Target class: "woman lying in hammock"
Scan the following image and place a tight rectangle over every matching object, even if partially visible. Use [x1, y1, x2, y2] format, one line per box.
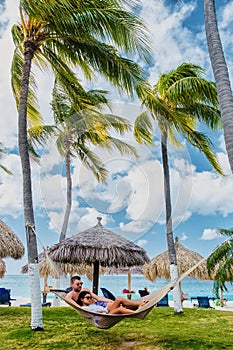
[77, 291, 148, 315]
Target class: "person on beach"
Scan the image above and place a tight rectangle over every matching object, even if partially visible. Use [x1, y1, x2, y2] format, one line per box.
[77, 290, 148, 314]
[65, 275, 113, 307]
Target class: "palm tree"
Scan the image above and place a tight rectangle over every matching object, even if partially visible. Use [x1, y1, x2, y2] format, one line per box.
[11, 0, 151, 330]
[135, 62, 223, 312]
[207, 229, 233, 306]
[204, 0, 233, 173]
[29, 84, 137, 303]
[51, 84, 137, 243]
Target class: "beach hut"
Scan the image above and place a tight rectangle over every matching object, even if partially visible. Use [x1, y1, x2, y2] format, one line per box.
[0, 220, 25, 260]
[49, 217, 150, 294]
[143, 237, 209, 282]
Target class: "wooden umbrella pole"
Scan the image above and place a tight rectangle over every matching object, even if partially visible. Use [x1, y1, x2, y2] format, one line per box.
[93, 261, 99, 295]
[127, 271, 131, 291]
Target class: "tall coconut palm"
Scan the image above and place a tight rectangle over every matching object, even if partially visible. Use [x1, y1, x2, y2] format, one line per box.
[51, 84, 137, 243]
[28, 84, 137, 303]
[204, 0, 233, 173]
[11, 0, 151, 330]
[207, 228, 233, 306]
[29, 83, 137, 243]
[135, 62, 223, 312]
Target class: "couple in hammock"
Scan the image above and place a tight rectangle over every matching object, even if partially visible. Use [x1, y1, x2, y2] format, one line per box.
[65, 275, 148, 315]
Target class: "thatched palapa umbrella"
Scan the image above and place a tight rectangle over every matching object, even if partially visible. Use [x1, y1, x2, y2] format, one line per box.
[0, 220, 24, 260]
[49, 217, 150, 294]
[21, 251, 107, 280]
[143, 237, 209, 282]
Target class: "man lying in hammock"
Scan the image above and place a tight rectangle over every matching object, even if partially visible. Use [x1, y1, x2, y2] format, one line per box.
[77, 290, 148, 314]
[65, 275, 114, 307]
[65, 275, 147, 312]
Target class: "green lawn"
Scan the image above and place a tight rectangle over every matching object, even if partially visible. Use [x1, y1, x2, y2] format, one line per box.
[0, 306, 232, 349]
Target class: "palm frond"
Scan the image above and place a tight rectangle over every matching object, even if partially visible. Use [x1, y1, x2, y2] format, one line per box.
[134, 111, 155, 146]
[182, 129, 223, 175]
[0, 164, 13, 175]
[11, 49, 42, 127]
[28, 125, 57, 147]
[72, 143, 108, 184]
[104, 136, 138, 157]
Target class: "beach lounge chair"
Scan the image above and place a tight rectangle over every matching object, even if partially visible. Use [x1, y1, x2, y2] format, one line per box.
[195, 296, 214, 309]
[100, 287, 116, 301]
[138, 289, 149, 297]
[0, 288, 16, 306]
[156, 294, 169, 307]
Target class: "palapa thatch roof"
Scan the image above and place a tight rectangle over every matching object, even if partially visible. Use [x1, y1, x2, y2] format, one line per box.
[0, 220, 25, 259]
[49, 217, 149, 267]
[143, 237, 210, 282]
[21, 251, 106, 280]
[105, 265, 143, 275]
[0, 258, 6, 278]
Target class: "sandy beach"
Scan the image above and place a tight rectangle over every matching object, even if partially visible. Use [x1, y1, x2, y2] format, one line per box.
[2, 295, 232, 312]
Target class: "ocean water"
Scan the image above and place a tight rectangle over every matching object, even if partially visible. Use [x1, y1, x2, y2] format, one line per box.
[1, 274, 233, 301]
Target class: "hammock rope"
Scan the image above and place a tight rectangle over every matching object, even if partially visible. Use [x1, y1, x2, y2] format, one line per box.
[48, 236, 230, 329]
[50, 256, 206, 329]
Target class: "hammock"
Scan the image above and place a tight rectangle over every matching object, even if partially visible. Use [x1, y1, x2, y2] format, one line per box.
[51, 257, 207, 329]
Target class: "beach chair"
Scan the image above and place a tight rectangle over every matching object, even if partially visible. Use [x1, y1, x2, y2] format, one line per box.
[156, 294, 169, 307]
[100, 287, 116, 301]
[0, 288, 16, 306]
[138, 289, 149, 297]
[195, 296, 214, 309]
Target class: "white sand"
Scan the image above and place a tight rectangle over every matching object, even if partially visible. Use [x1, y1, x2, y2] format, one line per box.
[170, 299, 233, 312]
[5, 295, 67, 307]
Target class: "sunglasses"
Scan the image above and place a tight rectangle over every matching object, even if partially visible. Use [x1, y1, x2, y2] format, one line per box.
[84, 296, 92, 300]
[76, 282, 83, 286]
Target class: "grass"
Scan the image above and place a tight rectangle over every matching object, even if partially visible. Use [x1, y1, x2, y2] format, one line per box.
[0, 306, 232, 349]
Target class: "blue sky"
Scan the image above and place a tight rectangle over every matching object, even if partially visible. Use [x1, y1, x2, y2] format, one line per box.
[1, 0, 233, 274]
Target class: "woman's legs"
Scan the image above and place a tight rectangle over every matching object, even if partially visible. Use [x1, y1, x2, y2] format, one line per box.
[108, 305, 135, 314]
[107, 297, 147, 313]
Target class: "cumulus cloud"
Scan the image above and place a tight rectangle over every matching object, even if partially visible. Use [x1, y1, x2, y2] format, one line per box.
[141, 0, 209, 79]
[180, 233, 188, 241]
[201, 228, 219, 240]
[136, 239, 148, 248]
[190, 171, 233, 217]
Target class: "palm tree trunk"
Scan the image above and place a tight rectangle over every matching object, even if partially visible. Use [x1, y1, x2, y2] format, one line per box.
[59, 148, 72, 242]
[18, 39, 43, 330]
[161, 130, 182, 313]
[204, 0, 233, 173]
[219, 288, 224, 307]
[54, 147, 72, 306]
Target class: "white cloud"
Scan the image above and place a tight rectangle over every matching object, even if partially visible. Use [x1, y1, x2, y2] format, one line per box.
[190, 171, 233, 217]
[0, 154, 23, 217]
[136, 239, 148, 248]
[76, 209, 110, 232]
[201, 228, 219, 240]
[180, 233, 188, 241]
[141, 0, 208, 79]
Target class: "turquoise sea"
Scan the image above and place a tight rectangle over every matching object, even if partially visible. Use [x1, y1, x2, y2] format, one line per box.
[1, 274, 233, 301]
